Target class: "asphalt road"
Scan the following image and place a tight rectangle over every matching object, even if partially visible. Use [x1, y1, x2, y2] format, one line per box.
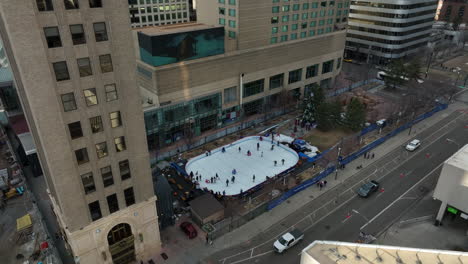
[208, 109, 468, 264]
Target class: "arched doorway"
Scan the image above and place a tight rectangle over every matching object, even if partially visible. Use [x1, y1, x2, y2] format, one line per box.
[107, 223, 135, 264]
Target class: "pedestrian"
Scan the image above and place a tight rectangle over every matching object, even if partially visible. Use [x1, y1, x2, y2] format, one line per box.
[319, 181, 323, 190]
[372, 153, 375, 159]
[257, 142, 260, 150]
[231, 176, 235, 183]
[253, 174, 255, 182]
[274, 160, 277, 166]
[277, 141, 280, 146]
[271, 145, 274, 151]
[281, 159, 285, 165]
[222, 190, 226, 196]
[206, 234, 209, 244]
[324, 180, 327, 187]
[226, 179, 229, 187]
[190, 171, 194, 178]
[261, 151, 264, 157]
[313, 163, 316, 169]
[238, 146, 241, 152]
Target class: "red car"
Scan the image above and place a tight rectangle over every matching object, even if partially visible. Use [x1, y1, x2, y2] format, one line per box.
[180, 222, 197, 239]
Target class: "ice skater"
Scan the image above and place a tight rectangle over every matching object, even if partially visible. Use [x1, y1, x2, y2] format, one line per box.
[372, 153, 375, 159]
[238, 146, 241, 153]
[210, 177, 213, 183]
[226, 179, 229, 187]
[252, 174, 255, 182]
[208, 150, 212, 155]
[205, 151, 209, 156]
[231, 176, 235, 183]
[274, 160, 277, 166]
[257, 142, 260, 150]
[216, 173, 219, 179]
[221, 147, 226, 153]
[259, 136, 263, 141]
[261, 151, 263, 157]
[247, 150, 251, 156]
[281, 159, 285, 165]
[232, 168, 237, 175]
[271, 145, 275, 151]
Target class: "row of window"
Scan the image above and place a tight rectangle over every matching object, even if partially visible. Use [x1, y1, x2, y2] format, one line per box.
[350, 1, 438, 10]
[37, 0, 102, 12]
[348, 25, 432, 37]
[133, 0, 185, 5]
[88, 187, 135, 221]
[136, 3, 187, 13]
[271, 27, 333, 42]
[67, 111, 121, 141]
[273, 19, 334, 32]
[349, 17, 434, 28]
[81, 159, 131, 196]
[271, 10, 347, 24]
[240, 59, 339, 98]
[273, 0, 350, 8]
[272, 1, 349, 13]
[45, 22, 108, 49]
[218, 0, 236, 5]
[74, 135, 126, 167]
[347, 33, 431, 45]
[52, 54, 113, 83]
[350, 9, 436, 19]
[219, 7, 236, 16]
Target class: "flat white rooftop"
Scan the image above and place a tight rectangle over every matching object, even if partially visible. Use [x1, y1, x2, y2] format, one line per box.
[134, 23, 220, 36]
[445, 144, 468, 172]
[301, 241, 468, 264]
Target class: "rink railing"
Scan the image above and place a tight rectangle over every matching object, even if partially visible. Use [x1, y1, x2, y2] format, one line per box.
[267, 103, 449, 210]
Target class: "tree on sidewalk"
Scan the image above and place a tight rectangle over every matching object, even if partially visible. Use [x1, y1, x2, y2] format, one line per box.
[343, 97, 366, 131]
[301, 84, 325, 123]
[385, 59, 407, 89]
[315, 102, 334, 131]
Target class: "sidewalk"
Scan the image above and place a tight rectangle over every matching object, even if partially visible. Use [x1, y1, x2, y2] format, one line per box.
[156, 101, 467, 264]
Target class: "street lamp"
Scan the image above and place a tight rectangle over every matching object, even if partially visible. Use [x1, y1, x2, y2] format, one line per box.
[446, 138, 461, 149]
[334, 147, 342, 180]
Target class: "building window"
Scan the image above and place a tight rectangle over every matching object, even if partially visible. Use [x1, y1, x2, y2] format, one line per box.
[271, 37, 278, 43]
[303, 3, 309, 10]
[44, 27, 62, 48]
[320, 1, 326, 7]
[288, 68, 302, 84]
[293, 4, 300, 11]
[68, 121, 83, 139]
[282, 5, 290, 12]
[107, 194, 119, 214]
[337, 57, 342, 69]
[114, 136, 126, 152]
[37, 0, 53, 11]
[320, 78, 332, 89]
[282, 25, 289, 32]
[110, 111, 122, 128]
[53, 61, 70, 81]
[61, 93, 77, 112]
[88, 201, 102, 221]
[229, 9, 236, 16]
[81, 172, 96, 194]
[84, 88, 98, 106]
[269, 73, 284, 89]
[272, 6, 279, 13]
[101, 166, 114, 187]
[99, 54, 113, 73]
[300, 31, 307, 38]
[124, 187, 135, 206]
[228, 0, 235, 5]
[70, 24, 86, 45]
[229, 20, 236, 28]
[219, 18, 226, 25]
[119, 160, 131, 180]
[280, 35, 288, 42]
[64, 0, 79, 9]
[291, 33, 297, 40]
[89, 0, 102, 8]
[75, 148, 89, 164]
[322, 60, 334, 74]
[90, 116, 103, 133]
[306, 64, 319, 78]
[224, 86, 237, 104]
[105, 84, 118, 102]
[243, 79, 264, 98]
[292, 14, 299, 21]
[218, 0, 225, 3]
[219, 7, 225, 15]
[272, 27, 278, 33]
[282, 15, 289, 22]
[271, 17, 279, 24]
[93, 22, 108, 42]
[96, 142, 108, 159]
[228, 31, 236, 38]
[77, 58, 93, 77]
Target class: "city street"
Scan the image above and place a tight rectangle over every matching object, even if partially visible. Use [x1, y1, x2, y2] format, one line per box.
[207, 108, 468, 264]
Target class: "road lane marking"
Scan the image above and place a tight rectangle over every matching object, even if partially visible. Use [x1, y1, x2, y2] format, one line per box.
[229, 250, 274, 264]
[360, 163, 444, 230]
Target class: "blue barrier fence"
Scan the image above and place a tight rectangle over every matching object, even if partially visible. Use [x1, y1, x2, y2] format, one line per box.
[267, 103, 448, 211]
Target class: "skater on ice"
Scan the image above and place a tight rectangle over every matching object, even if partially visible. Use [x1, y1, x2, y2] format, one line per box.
[257, 142, 260, 150]
[281, 159, 285, 165]
[221, 147, 226, 153]
[226, 179, 229, 187]
[274, 160, 277, 166]
[261, 151, 263, 157]
[247, 150, 251, 156]
[271, 145, 274, 151]
[259, 136, 263, 141]
[252, 174, 255, 182]
[238, 146, 241, 152]
[232, 168, 237, 175]
[231, 176, 235, 183]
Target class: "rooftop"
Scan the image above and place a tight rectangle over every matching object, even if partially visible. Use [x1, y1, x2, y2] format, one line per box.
[134, 23, 220, 36]
[445, 144, 468, 172]
[301, 241, 468, 264]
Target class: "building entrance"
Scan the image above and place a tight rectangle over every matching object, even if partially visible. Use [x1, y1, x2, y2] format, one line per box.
[107, 223, 135, 264]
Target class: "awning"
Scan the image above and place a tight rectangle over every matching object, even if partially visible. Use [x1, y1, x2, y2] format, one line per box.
[18, 132, 36, 155]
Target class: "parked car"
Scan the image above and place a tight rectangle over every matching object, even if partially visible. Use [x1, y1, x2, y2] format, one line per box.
[405, 139, 421, 151]
[357, 180, 380, 198]
[273, 229, 304, 253]
[180, 222, 197, 239]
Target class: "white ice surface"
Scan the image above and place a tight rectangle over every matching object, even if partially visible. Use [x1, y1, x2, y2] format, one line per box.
[185, 136, 299, 195]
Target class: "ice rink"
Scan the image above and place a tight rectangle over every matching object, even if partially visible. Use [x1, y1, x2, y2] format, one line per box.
[185, 136, 299, 195]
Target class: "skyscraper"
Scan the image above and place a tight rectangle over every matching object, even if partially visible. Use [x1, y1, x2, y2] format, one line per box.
[345, 0, 438, 64]
[128, 0, 191, 28]
[0, 1, 161, 263]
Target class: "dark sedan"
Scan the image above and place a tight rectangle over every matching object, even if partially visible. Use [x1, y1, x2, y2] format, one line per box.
[357, 180, 380, 197]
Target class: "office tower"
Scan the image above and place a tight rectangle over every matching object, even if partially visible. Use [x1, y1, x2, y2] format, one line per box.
[136, 0, 349, 159]
[436, 0, 468, 23]
[0, 1, 161, 263]
[346, 0, 438, 64]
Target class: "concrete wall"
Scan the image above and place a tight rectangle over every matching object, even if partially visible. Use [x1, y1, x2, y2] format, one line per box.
[433, 156, 468, 214]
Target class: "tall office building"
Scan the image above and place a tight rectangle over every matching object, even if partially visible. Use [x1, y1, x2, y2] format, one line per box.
[0, 1, 161, 263]
[345, 0, 438, 64]
[128, 0, 191, 28]
[436, 0, 468, 23]
[136, 0, 349, 158]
